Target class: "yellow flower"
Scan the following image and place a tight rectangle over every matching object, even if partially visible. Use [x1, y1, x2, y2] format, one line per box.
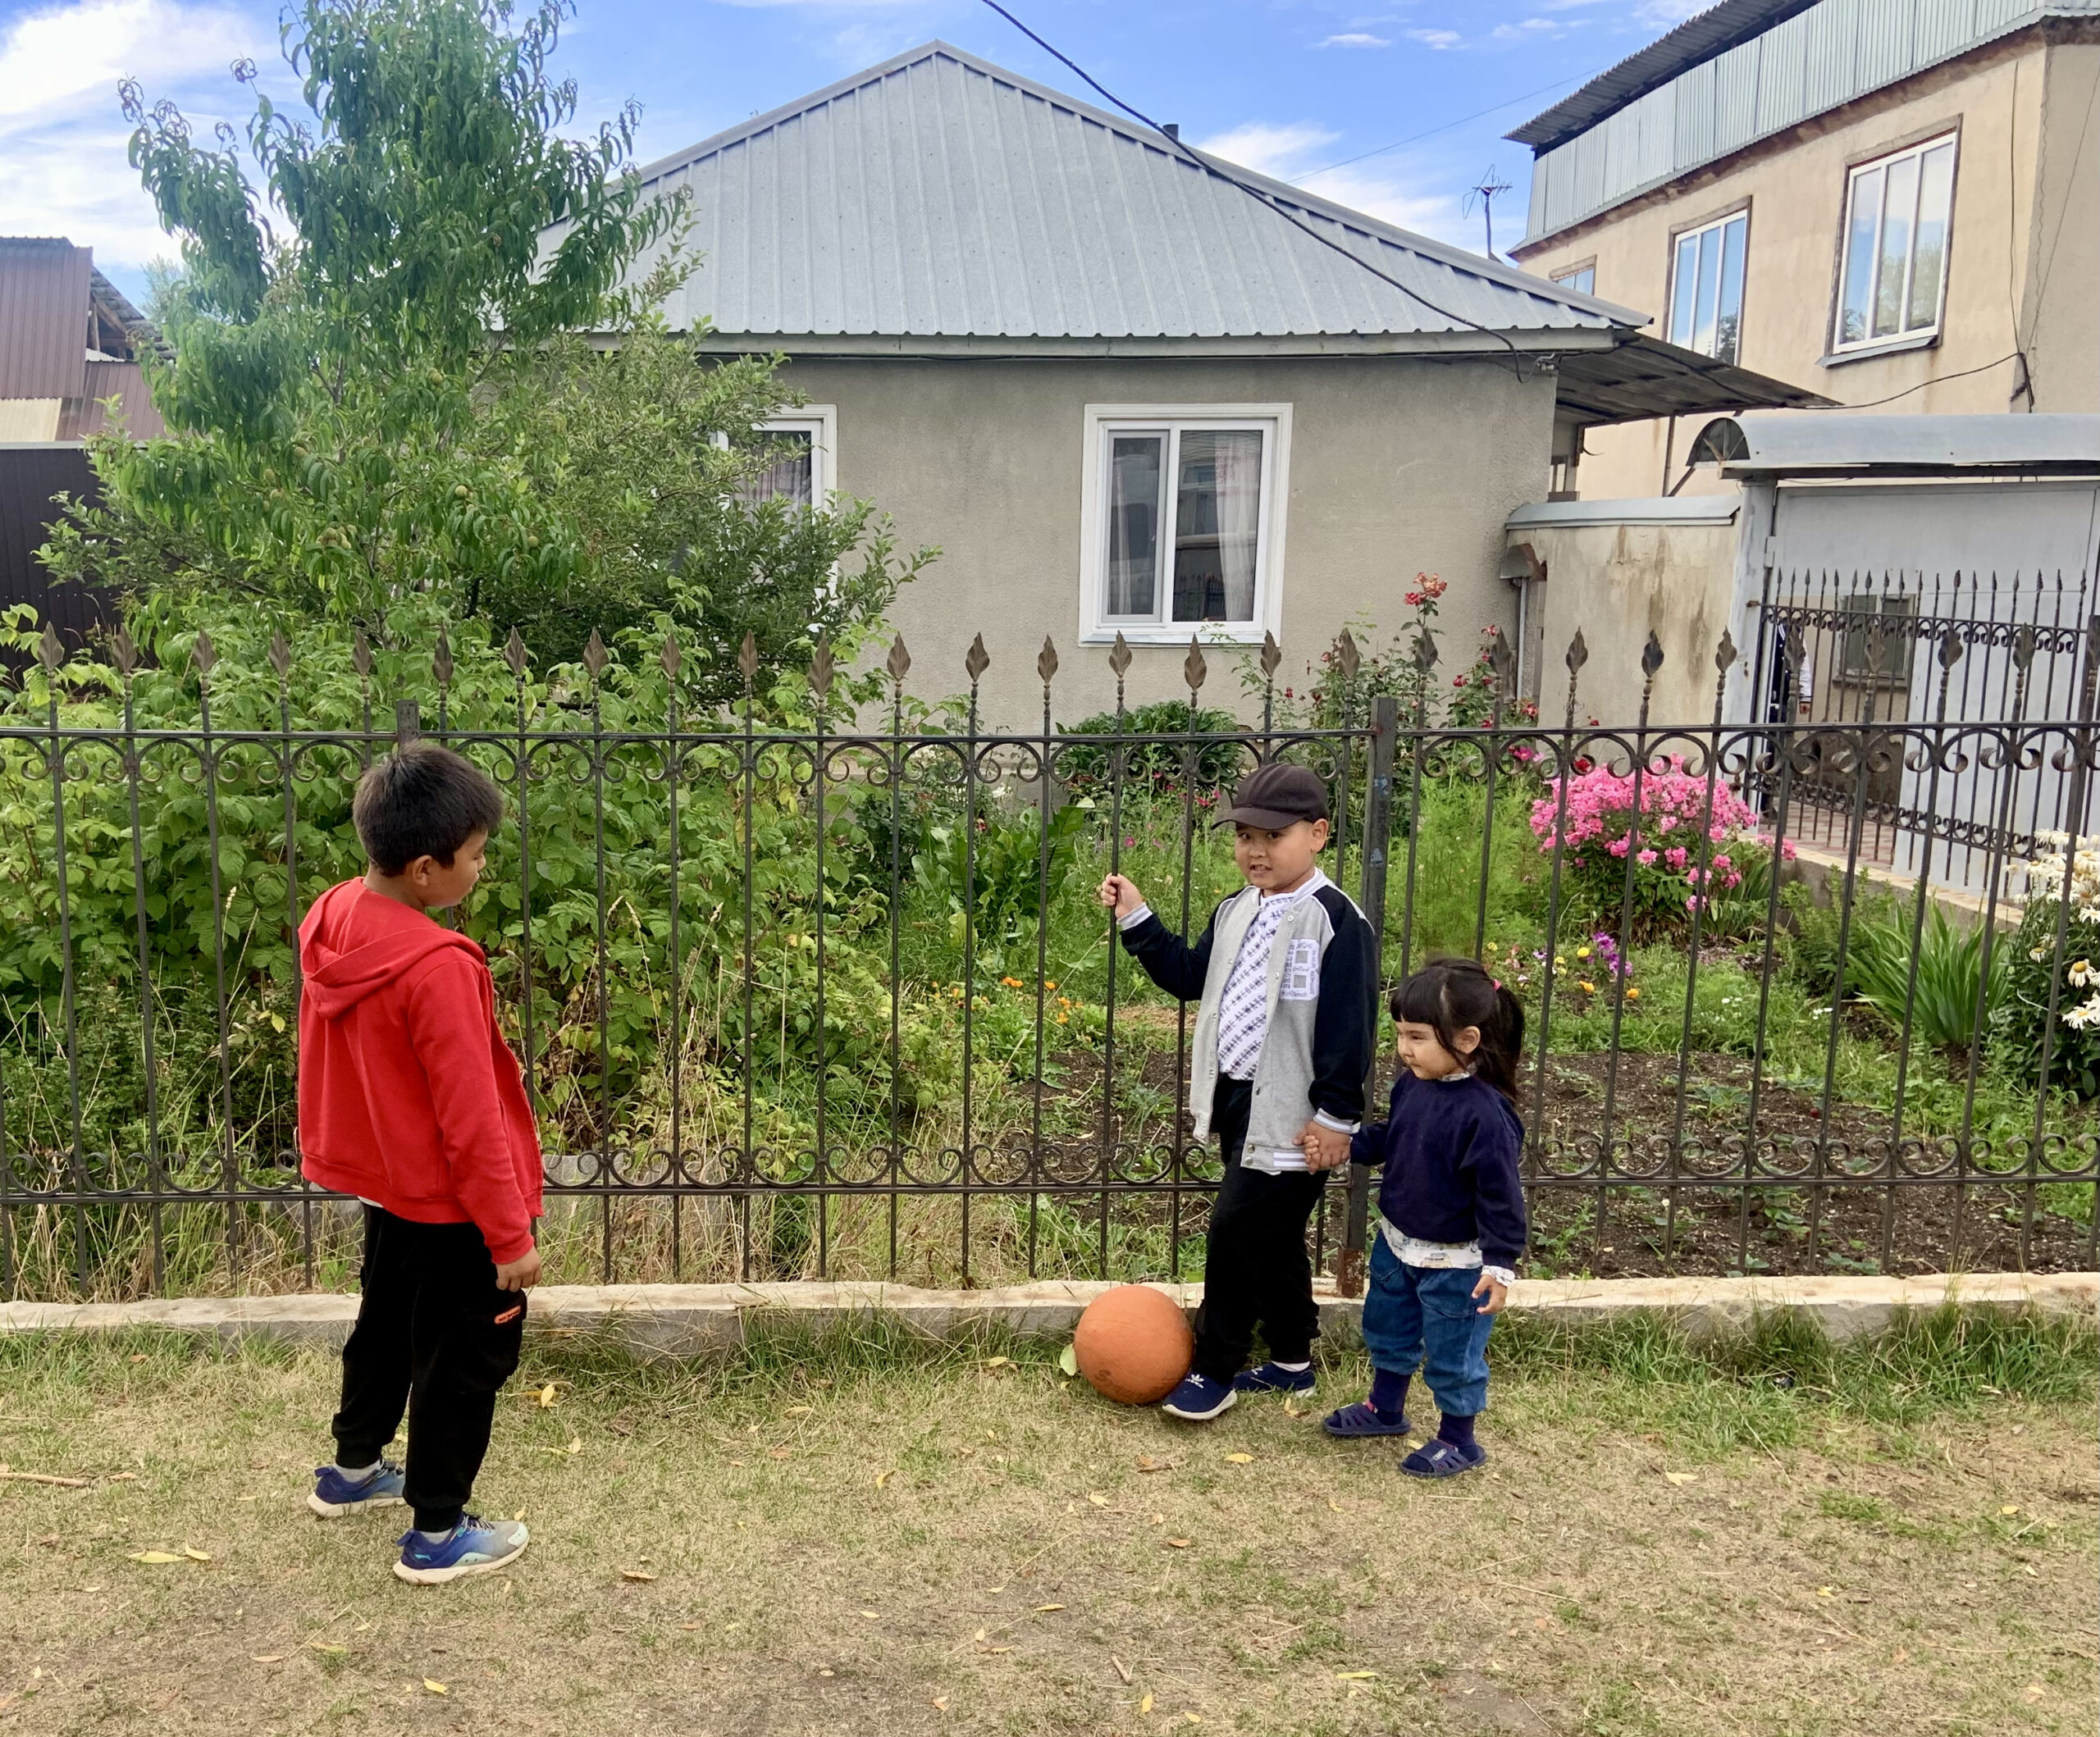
[1576, 946, 1591, 960]
[1057, 1012, 1070, 1024]
[1553, 955, 1566, 968]
[1043, 980, 1057, 991]
[1626, 987, 1641, 1000]
[1578, 980, 1596, 994]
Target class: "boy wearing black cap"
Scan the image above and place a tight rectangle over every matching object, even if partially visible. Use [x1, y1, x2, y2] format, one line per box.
[1098, 762, 1376, 1420]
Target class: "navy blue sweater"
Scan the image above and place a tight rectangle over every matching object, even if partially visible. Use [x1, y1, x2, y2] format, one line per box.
[1349, 1073, 1528, 1267]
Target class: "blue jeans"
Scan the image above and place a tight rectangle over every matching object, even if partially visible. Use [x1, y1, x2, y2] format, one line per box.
[1359, 1235, 1494, 1417]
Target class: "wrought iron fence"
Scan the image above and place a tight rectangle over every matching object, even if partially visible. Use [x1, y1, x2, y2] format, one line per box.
[2, 612, 2096, 1302]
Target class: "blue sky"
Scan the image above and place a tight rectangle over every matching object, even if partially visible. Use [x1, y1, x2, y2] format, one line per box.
[0, 0, 1703, 307]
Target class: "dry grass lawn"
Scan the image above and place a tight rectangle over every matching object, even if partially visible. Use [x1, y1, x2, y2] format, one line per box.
[0, 1317, 2094, 1737]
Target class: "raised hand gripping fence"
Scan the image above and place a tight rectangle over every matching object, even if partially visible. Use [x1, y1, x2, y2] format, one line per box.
[2, 606, 2094, 1302]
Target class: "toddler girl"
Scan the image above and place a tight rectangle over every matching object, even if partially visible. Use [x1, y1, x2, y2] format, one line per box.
[1322, 959, 1527, 1478]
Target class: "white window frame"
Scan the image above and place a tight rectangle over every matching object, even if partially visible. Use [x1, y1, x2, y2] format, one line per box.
[1551, 262, 1596, 296]
[715, 405, 838, 505]
[1077, 403, 1290, 646]
[1666, 207, 1749, 363]
[1829, 132, 1959, 358]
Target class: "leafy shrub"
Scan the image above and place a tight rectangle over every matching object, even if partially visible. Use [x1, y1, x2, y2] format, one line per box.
[910, 802, 1088, 965]
[1994, 832, 2100, 1096]
[1846, 904, 2007, 1051]
[1057, 702, 1241, 803]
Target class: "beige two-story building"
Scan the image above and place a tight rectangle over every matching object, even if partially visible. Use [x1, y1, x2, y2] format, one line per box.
[1509, 0, 2099, 499]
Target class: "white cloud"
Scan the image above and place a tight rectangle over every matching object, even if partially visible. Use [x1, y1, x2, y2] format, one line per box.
[1491, 16, 1575, 39]
[1194, 120, 1468, 248]
[1317, 31, 1390, 48]
[1407, 27, 1462, 48]
[1634, 0, 1707, 23]
[0, 0, 272, 271]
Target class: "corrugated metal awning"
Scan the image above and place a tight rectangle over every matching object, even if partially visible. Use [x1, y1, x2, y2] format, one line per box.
[1695, 411, 2100, 477]
[1554, 335, 1831, 428]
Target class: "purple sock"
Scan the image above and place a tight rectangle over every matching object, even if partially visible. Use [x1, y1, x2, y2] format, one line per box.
[1369, 1369, 1410, 1422]
[1437, 1411, 1477, 1452]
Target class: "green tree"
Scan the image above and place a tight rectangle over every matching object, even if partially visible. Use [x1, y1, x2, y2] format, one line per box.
[49, 0, 928, 673]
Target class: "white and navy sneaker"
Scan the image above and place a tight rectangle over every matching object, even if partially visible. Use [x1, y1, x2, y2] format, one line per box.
[394, 1516, 531, 1584]
[308, 1459, 406, 1518]
[1233, 1361, 1316, 1395]
[1160, 1372, 1238, 1422]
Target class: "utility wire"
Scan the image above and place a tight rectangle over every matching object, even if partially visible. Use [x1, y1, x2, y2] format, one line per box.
[976, 0, 1527, 358]
[1823, 352, 2019, 411]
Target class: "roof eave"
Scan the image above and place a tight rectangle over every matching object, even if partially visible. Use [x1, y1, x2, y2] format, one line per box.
[666, 328, 1631, 360]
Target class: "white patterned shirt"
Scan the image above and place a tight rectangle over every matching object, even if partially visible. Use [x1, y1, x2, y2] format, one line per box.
[1214, 869, 1328, 1079]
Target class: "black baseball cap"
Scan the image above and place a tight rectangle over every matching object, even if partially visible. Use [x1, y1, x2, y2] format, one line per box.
[1217, 762, 1329, 831]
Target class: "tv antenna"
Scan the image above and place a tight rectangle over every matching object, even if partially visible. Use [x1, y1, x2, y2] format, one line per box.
[1463, 164, 1513, 259]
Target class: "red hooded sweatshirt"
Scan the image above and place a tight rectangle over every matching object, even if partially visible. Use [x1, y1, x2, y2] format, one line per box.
[298, 879, 542, 1263]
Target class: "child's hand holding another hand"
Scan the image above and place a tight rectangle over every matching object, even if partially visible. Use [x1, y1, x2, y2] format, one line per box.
[1098, 874, 1144, 920]
[1471, 1270, 1509, 1315]
[1297, 1121, 1354, 1171]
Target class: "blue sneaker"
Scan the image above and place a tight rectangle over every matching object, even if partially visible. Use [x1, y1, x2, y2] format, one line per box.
[393, 1516, 530, 1585]
[1160, 1372, 1237, 1422]
[1234, 1361, 1316, 1395]
[308, 1459, 406, 1518]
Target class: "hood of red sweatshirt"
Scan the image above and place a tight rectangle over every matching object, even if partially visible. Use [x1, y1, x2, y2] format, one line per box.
[299, 880, 486, 1022]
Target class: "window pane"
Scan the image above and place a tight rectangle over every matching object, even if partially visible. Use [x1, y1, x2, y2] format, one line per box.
[1669, 233, 1699, 346]
[1691, 226, 1723, 356]
[1907, 142, 1954, 331]
[1105, 433, 1165, 618]
[1714, 214, 1746, 364]
[1840, 166, 1883, 344]
[737, 429, 814, 506]
[1554, 264, 1595, 295]
[1874, 151, 1919, 339]
[1170, 430, 1262, 625]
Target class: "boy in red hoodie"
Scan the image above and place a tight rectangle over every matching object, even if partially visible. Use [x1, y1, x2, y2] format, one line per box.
[299, 744, 541, 1584]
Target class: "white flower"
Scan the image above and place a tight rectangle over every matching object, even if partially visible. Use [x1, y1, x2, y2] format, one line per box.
[2061, 993, 2100, 1031]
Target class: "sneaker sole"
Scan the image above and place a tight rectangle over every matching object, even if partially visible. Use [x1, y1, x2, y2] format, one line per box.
[1161, 1388, 1237, 1422]
[391, 1539, 530, 1585]
[308, 1490, 404, 1519]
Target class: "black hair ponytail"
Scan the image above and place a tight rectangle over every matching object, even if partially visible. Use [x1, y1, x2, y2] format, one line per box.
[1390, 958, 1527, 1103]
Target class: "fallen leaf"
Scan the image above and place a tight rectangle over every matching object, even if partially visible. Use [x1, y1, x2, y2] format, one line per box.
[769, 1447, 792, 1460]
[1165, 1538, 1191, 1549]
[1816, 1587, 1835, 1598]
[984, 1356, 1012, 1369]
[1326, 1498, 1344, 1513]
[1664, 1471, 1697, 1486]
[1336, 1670, 1377, 1680]
[1282, 1401, 1307, 1418]
[1224, 1452, 1253, 1465]
[932, 1696, 950, 1711]
[1057, 1345, 1079, 1377]
[1139, 1694, 1154, 1714]
[1087, 1493, 1109, 1507]
[2001, 1504, 2020, 1516]
[1034, 1603, 1066, 1613]
[422, 1680, 448, 1695]
[620, 1569, 657, 1583]
[1111, 1656, 1132, 1684]
[1185, 1716, 1202, 1726]
[535, 1384, 557, 1408]
[875, 1470, 895, 1489]
[250, 1656, 283, 1665]
[858, 1609, 879, 1619]
[1893, 1648, 1911, 1664]
[680, 1623, 701, 1631]
[129, 1551, 181, 1564]
[973, 1628, 987, 1644]
[785, 1406, 812, 1417]
[2023, 1685, 2045, 1703]
[566, 1438, 582, 1454]
[182, 1547, 211, 1562]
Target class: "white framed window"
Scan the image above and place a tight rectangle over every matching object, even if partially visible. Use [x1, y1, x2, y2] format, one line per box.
[728, 406, 836, 506]
[1667, 209, 1748, 363]
[1078, 403, 1290, 645]
[1833, 133, 1956, 354]
[1552, 262, 1596, 296]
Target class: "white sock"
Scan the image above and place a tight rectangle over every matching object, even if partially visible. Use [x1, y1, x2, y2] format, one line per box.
[1272, 1360, 1312, 1372]
[334, 1461, 380, 1481]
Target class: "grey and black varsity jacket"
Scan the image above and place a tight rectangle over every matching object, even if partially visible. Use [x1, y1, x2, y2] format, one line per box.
[1118, 873, 1377, 1160]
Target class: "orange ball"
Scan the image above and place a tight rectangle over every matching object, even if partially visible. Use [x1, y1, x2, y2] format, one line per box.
[1073, 1284, 1194, 1405]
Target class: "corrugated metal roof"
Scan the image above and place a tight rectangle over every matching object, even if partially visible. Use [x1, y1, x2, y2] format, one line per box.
[606, 42, 1629, 349]
[1514, 0, 2100, 244]
[1696, 410, 2100, 474]
[1507, 495, 1741, 528]
[0, 239, 90, 399]
[1509, 0, 1821, 152]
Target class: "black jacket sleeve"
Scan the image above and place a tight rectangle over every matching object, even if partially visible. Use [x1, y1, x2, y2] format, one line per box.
[1116, 900, 1222, 1003]
[1349, 1076, 1404, 1165]
[1308, 886, 1376, 1127]
[1462, 1101, 1529, 1269]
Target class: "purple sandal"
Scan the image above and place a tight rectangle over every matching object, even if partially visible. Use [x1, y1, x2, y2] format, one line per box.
[1401, 1438, 1487, 1479]
[1322, 1401, 1413, 1438]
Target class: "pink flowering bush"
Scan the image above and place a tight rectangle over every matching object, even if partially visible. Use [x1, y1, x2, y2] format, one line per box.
[1529, 757, 1796, 939]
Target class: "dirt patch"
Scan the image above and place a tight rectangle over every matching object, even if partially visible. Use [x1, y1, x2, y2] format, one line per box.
[0, 1335, 2093, 1737]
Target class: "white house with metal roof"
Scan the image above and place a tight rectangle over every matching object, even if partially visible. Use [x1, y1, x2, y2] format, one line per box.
[1509, 0, 2098, 500]
[558, 41, 1817, 720]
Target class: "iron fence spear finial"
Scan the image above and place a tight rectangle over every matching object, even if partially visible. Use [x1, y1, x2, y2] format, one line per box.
[810, 631, 835, 699]
[1107, 631, 1132, 679]
[887, 634, 911, 683]
[112, 624, 137, 678]
[1038, 636, 1058, 686]
[352, 631, 372, 678]
[738, 631, 759, 688]
[191, 630, 217, 677]
[1260, 631, 1281, 679]
[1184, 635, 1207, 693]
[965, 632, 990, 684]
[581, 627, 609, 681]
[504, 626, 528, 677]
[267, 630, 291, 682]
[660, 627, 681, 680]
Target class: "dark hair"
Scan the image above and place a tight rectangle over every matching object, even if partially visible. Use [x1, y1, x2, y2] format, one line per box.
[1391, 959, 1526, 1104]
[352, 745, 504, 876]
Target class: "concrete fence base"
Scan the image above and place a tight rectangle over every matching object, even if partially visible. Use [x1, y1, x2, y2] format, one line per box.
[2, 1272, 2092, 1357]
